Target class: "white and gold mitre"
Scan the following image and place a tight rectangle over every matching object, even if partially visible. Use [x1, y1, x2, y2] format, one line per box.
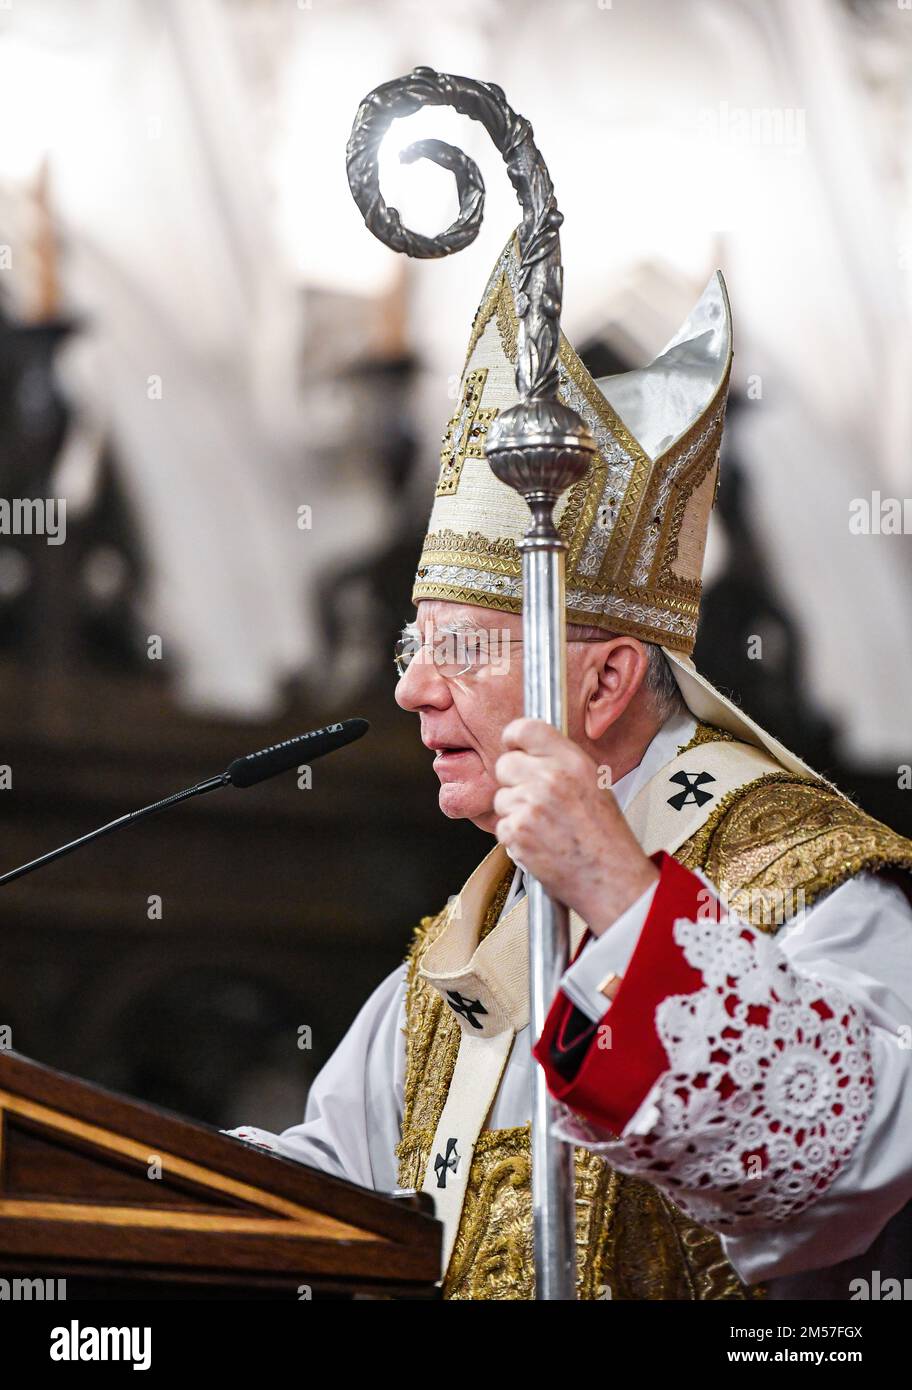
[413, 233, 732, 656]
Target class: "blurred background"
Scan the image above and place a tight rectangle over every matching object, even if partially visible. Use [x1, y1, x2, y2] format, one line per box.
[0, 0, 909, 1135]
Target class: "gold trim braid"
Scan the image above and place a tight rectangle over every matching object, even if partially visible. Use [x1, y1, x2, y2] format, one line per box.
[675, 769, 912, 930]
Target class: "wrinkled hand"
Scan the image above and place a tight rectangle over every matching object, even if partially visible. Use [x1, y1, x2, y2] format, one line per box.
[493, 718, 659, 936]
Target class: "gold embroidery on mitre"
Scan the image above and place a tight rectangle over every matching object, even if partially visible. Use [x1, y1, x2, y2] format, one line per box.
[462, 269, 520, 374]
[436, 369, 498, 498]
[419, 528, 520, 573]
[413, 233, 733, 654]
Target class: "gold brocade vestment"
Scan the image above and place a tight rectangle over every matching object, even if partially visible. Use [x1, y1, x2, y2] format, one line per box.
[395, 724, 912, 1301]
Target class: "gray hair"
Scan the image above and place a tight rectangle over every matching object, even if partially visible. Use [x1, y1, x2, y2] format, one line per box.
[566, 622, 686, 722]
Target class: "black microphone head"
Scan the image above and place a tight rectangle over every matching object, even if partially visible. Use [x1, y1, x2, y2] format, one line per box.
[225, 718, 369, 789]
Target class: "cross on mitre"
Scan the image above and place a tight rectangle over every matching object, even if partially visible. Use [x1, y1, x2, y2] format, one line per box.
[436, 367, 498, 497]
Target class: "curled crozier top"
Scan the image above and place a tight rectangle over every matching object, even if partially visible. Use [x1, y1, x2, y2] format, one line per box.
[346, 65, 570, 408]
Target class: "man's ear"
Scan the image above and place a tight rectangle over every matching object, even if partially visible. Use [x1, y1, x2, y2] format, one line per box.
[582, 638, 650, 742]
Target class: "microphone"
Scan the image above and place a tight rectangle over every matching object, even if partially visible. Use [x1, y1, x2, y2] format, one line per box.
[0, 717, 369, 888]
[225, 719, 368, 788]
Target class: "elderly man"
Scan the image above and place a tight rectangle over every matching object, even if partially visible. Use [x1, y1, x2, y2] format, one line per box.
[229, 235, 912, 1301]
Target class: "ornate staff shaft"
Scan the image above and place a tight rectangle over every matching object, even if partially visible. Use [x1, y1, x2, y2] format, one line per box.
[347, 67, 595, 1301]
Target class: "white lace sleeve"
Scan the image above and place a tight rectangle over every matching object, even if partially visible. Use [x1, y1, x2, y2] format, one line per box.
[554, 911, 875, 1232]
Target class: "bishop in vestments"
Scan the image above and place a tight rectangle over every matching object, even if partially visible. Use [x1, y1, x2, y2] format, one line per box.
[228, 208, 912, 1304]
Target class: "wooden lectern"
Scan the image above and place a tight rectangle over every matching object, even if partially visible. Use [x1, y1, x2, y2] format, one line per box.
[0, 1050, 442, 1298]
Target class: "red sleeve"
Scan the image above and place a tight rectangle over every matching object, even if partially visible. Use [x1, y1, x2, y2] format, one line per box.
[532, 852, 712, 1134]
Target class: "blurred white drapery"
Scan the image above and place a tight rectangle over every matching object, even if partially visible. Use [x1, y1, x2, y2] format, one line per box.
[0, 0, 908, 759]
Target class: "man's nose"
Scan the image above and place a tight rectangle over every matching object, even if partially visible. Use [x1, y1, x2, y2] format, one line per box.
[395, 654, 451, 712]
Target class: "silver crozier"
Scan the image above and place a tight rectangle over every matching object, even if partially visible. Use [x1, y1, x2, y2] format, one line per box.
[346, 67, 596, 1300]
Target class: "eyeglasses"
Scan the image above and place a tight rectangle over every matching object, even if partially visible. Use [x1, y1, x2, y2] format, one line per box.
[394, 622, 610, 680]
[394, 622, 521, 679]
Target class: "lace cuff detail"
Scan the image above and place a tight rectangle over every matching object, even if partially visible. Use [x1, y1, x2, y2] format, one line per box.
[554, 913, 875, 1230]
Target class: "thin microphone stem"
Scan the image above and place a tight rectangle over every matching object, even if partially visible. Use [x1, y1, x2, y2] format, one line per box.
[0, 774, 229, 888]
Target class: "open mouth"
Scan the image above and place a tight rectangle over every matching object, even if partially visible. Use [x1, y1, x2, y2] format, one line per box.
[430, 745, 475, 764]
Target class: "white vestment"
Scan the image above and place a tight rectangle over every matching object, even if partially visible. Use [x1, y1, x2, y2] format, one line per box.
[226, 712, 912, 1292]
